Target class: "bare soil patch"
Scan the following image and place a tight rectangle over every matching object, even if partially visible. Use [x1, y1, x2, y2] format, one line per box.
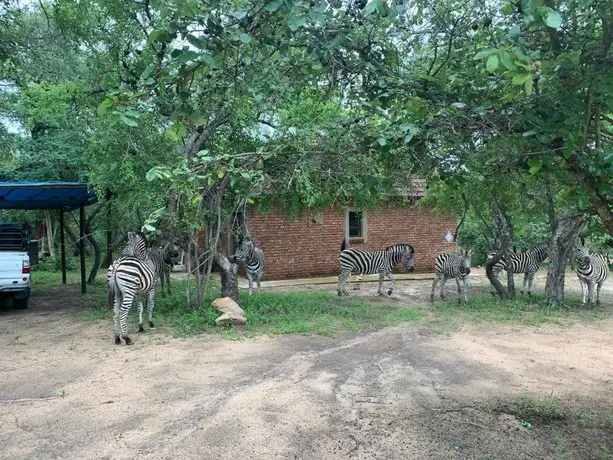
[1, 270, 612, 459]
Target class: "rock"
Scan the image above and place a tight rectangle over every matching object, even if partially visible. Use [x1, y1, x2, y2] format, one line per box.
[215, 312, 247, 327]
[211, 297, 246, 327]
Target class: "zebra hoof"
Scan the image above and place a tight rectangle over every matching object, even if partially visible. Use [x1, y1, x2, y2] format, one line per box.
[138, 325, 145, 333]
[124, 336, 133, 345]
[149, 321, 156, 329]
[387, 289, 393, 296]
[115, 336, 121, 345]
[337, 291, 342, 297]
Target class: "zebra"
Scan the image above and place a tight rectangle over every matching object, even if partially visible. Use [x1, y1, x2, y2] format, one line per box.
[488, 242, 549, 295]
[234, 236, 266, 295]
[107, 231, 156, 345]
[430, 249, 472, 303]
[107, 240, 180, 336]
[338, 239, 415, 297]
[574, 237, 610, 306]
[148, 243, 181, 297]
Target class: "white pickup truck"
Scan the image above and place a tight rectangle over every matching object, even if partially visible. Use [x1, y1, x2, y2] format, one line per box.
[0, 223, 31, 309]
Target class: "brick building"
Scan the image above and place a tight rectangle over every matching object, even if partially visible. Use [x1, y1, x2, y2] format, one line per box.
[239, 195, 457, 281]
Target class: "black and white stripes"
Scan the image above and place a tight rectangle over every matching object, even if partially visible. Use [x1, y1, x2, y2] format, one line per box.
[574, 238, 610, 306]
[148, 243, 180, 296]
[338, 239, 415, 296]
[489, 242, 549, 295]
[107, 232, 156, 345]
[430, 250, 471, 303]
[234, 237, 266, 295]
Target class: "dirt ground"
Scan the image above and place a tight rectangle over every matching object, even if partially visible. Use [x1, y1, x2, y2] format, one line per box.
[1, 269, 613, 459]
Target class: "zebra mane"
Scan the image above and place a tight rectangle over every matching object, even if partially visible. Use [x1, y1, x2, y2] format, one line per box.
[385, 243, 414, 254]
[135, 231, 149, 248]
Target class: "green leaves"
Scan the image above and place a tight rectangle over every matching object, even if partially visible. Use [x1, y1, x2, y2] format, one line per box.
[363, 0, 380, 15]
[541, 8, 562, 28]
[264, 0, 281, 12]
[486, 54, 499, 73]
[287, 16, 307, 31]
[165, 122, 187, 142]
[512, 73, 531, 85]
[499, 50, 517, 70]
[473, 48, 498, 60]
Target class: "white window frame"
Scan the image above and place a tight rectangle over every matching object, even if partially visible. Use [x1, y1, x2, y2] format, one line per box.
[345, 209, 367, 242]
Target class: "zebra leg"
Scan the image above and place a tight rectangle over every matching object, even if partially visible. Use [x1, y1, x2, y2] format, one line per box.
[338, 269, 351, 296]
[119, 293, 135, 345]
[160, 272, 166, 298]
[166, 268, 172, 295]
[256, 274, 262, 294]
[247, 273, 254, 295]
[387, 273, 395, 296]
[440, 278, 448, 300]
[430, 276, 440, 302]
[526, 272, 535, 296]
[377, 272, 385, 295]
[455, 277, 463, 304]
[462, 278, 468, 303]
[148, 288, 156, 329]
[579, 279, 587, 305]
[113, 290, 122, 345]
[587, 281, 596, 307]
[596, 281, 604, 306]
[521, 273, 529, 294]
[138, 297, 146, 332]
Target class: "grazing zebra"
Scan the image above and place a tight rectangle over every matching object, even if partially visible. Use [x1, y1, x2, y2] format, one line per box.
[148, 243, 181, 297]
[488, 242, 549, 295]
[338, 239, 415, 297]
[574, 238, 610, 306]
[107, 232, 156, 345]
[430, 250, 472, 303]
[234, 237, 266, 295]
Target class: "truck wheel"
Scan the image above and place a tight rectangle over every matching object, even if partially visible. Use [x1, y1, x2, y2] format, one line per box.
[13, 297, 28, 309]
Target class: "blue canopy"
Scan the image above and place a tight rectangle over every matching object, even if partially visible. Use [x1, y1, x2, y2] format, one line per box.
[0, 181, 98, 210]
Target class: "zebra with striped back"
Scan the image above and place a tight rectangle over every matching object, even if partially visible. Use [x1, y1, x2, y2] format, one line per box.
[107, 231, 156, 345]
[107, 241, 180, 335]
[574, 237, 610, 306]
[234, 236, 266, 295]
[430, 249, 472, 304]
[149, 243, 181, 297]
[338, 239, 415, 297]
[488, 242, 549, 295]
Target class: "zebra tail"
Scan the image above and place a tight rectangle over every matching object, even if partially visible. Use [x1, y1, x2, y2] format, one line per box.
[107, 271, 117, 310]
[340, 238, 347, 252]
[108, 283, 114, 310]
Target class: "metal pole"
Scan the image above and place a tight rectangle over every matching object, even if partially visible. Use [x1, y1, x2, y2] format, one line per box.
[79, 203, 86, 294]
[59, 208, 66, 285]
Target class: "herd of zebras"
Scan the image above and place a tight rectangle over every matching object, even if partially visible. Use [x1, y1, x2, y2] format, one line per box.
[107, 232, 610, 345]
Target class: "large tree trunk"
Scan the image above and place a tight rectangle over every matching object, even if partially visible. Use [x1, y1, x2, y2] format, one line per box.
[545, 213, 587, 306]
[214, 251, 239, 302]
[486, 201, 514, 299]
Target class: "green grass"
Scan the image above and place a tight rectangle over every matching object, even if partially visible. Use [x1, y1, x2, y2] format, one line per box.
[428, 292, 611, 328]
[70, 278, 423, 338]
[156, 286, 423, 338]
[517, 395, 567, 423]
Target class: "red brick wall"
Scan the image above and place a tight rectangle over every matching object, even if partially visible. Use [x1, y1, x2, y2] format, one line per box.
[247, 202, 457, 280]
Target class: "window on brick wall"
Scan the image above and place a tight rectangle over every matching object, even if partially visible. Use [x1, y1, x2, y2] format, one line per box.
[346, 210, 366, 240]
